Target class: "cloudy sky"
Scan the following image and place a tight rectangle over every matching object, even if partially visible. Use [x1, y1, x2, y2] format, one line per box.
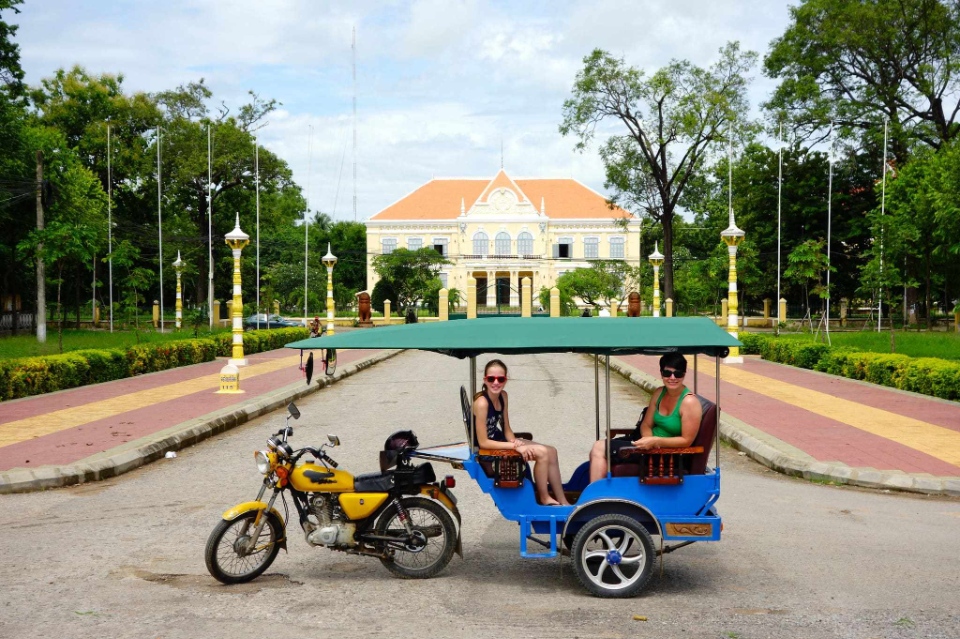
[13, 0, 794, 221]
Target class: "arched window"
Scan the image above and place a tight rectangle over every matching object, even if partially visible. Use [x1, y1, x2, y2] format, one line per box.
[495, 232, 511, 255]
[473, 231, 488, 256]
[517, 232, 533, 255]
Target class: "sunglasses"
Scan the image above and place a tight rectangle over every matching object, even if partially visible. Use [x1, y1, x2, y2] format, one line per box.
[660, 368, 686, 379]
[485, 375, 507, 384]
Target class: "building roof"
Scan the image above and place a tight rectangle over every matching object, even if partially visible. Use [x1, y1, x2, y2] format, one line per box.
[369, 170, 630, 221]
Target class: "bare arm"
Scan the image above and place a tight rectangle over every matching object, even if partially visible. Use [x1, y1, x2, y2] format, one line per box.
[637, 389, 661, 439]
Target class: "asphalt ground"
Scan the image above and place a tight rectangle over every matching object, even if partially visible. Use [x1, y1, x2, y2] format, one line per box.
[0, 350, 957, 639]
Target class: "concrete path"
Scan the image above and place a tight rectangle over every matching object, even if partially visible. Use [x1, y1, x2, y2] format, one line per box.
[612, 354, 960, 496]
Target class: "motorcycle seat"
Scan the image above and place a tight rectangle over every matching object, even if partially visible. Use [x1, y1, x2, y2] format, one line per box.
[354, 471, 395, 492]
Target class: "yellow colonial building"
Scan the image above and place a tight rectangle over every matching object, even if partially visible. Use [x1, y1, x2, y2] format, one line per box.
[365, 170, 639, 307]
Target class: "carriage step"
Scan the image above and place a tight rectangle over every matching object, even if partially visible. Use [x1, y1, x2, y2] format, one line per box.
[519, 515, 560, 558]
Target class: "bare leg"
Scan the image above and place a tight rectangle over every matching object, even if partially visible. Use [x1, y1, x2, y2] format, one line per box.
[589, 439, 609, 482]
[529, 446, 559, 505]
[544, 446, 570, 505]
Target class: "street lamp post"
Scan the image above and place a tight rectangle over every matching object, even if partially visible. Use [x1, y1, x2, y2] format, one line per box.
[173, 251, 184, 331]
[225, 214, 250, 366]
[721, 217, 745, 364]
[649, 241, 664, 318]
[322, 243, 338, 336]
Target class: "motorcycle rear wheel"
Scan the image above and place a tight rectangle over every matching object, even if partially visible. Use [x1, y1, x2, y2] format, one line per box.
[375, 497, 456, 579]
[205, 511, 283, 584]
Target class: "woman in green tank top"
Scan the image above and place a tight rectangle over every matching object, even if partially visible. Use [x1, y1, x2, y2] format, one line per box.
[589, 352, 703, 482]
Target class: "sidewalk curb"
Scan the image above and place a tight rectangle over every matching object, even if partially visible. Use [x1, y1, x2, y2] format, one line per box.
[0, 349, 402, 495]
[607, 357, 960, 499]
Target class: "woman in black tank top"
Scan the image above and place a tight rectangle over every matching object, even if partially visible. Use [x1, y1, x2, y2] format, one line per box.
[472, 359, 570, 506]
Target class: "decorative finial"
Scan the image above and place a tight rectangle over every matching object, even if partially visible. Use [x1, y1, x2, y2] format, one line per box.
[540, 197, 545, 216]
[461, 198, 465, 215]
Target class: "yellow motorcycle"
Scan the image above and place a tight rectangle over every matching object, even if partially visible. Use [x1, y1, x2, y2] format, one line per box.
[205, 393, 461, 584]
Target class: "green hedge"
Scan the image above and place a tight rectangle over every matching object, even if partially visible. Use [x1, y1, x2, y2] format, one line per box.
[738, 333, 960, 400]
[0, 328, 308, 402]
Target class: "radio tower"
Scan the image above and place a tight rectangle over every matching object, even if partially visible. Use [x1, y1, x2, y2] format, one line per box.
[352, 26, 357, 222]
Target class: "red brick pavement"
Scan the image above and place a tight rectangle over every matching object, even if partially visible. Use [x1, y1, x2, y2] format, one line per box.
[0, 348, 378, 472]
[615, 354, 960, 478]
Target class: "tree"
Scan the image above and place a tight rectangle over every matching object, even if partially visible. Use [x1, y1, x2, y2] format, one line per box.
[764, 0, 960, 158]
[371, 248, 449, 314]
[560, 42, 757, 301]
[552, 261, 637, 310]
[784, 239, 832, 320]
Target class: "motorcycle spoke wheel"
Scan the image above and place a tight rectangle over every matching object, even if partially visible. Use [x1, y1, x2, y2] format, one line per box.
[205, 511, 282, 585]
[375, 497, 457, 579]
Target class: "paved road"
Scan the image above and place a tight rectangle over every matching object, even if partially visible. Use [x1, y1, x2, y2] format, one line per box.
[1, 351, 958, 639]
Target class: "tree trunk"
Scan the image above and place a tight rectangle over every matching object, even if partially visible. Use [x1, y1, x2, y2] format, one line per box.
[661, 208, 675, 301]
[36, 150, 46, 344]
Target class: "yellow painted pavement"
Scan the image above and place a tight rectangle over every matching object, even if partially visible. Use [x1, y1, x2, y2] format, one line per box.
[0, 355, 302, 448]
[689, 362, 960, 468]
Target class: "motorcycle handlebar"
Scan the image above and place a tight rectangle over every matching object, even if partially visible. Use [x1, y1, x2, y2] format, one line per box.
[295, 446, 338, 469]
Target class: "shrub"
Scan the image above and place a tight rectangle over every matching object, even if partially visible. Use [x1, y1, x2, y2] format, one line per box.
[737, 333, 960, 400]
[0, 330, 304, 402]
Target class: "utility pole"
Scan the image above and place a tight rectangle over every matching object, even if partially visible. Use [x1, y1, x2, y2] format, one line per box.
[352, 25, 357, 222]
[35, 150, 46, 343]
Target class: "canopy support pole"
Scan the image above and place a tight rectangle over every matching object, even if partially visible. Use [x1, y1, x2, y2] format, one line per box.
[605, 354, 611, 478]
[470, 356, 477, 453]
[594, 355, 600, 441]
[693, 354, 698, 394]
[715, 355, 721, 470]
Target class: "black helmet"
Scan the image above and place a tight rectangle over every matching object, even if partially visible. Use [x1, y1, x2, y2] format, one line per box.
[383, 430, 419, 452]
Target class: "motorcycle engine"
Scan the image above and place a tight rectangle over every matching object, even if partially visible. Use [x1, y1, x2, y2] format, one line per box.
[303, 495, 357, 547]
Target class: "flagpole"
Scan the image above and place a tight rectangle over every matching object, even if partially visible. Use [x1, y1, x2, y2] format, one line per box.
[255, 134, 260, 329]
[776, 122, 783, 335]
[304, 125, 313, 327]
[157, 126, 164, 333]
[208, 124, 214, 329]
[878, 118, 888, 332]
[107, 123, 113, 332]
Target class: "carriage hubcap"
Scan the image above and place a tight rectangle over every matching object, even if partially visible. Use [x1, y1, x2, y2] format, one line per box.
[606, 549, 622, 565]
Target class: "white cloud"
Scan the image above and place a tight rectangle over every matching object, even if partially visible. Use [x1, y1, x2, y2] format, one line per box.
[14, 0, 793, 220]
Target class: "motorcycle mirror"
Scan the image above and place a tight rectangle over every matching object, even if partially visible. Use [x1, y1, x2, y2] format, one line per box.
[324, 349, 337, 376]
[305, 352, 314, 385]
[287, 402, 301, 420]
[327, 434, 340, 447]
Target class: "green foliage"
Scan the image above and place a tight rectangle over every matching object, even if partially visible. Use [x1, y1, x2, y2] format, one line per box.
[764, 0, 960, 156]
[371, 277, 399, 315]
[739, 333, 960, 400]
[553, 261, 634, 309]
[561, 42, 757, 301]
[538, 285, 576, 316]
[371, 248, 449, 312]
[0, 327, 307, 401]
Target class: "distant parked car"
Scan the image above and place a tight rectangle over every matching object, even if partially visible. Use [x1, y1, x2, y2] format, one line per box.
[243, 314, 299, 330]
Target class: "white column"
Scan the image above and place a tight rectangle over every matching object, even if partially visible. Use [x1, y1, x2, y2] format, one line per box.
[509, 270, 519, 307]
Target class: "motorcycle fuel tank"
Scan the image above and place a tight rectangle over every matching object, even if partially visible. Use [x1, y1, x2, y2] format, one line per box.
[290, 463, 355, 492]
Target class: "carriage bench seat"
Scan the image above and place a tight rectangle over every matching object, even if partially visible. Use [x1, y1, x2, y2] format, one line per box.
[611, 395, 717, 485]
[477, 448, 526, 488]
[614, 446, 704, 484]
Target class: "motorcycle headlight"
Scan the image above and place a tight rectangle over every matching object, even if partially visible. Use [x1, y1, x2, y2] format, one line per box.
[254, 450, 275, 475]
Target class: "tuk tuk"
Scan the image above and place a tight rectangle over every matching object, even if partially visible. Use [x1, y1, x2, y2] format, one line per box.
[288, 316, 738, 597]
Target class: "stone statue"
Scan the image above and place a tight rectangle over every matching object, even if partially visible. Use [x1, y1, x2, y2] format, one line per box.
[357, 291, 373, 326]
[627, 291, 641, 317]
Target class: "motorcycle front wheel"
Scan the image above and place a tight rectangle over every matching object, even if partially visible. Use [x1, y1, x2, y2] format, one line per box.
[375, 496, 457, 579]
[204, 510, 283, 584]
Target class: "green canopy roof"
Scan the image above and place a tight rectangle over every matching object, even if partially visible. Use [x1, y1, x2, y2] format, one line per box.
[286, 317, 741, 359]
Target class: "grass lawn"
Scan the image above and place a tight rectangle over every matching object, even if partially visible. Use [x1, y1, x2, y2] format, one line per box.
[0, 328, 230, 360]
[776, 330, 960, 361]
